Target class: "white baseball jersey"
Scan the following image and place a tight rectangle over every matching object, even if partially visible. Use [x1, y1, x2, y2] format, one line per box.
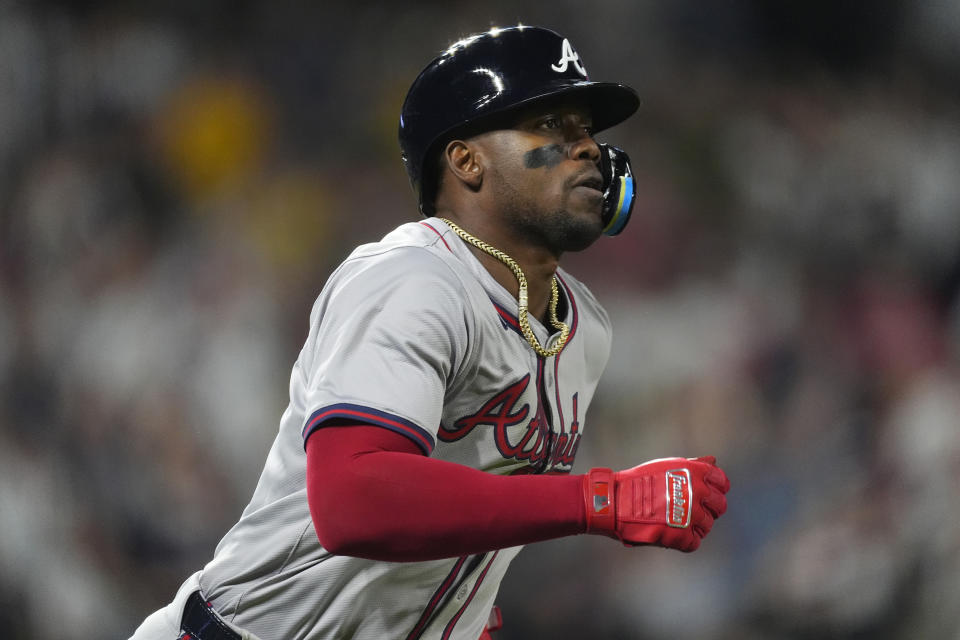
[135, 219, 612, 640]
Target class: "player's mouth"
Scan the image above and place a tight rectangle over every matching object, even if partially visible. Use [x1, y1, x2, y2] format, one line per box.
[571, 172, 604, 193]
[571, 172, 604, 210]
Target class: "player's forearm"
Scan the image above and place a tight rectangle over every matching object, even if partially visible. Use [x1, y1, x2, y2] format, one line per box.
[305, 425, 586, 562]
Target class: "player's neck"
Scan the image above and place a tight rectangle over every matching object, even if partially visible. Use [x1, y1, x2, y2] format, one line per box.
[439, 214, 559, 324]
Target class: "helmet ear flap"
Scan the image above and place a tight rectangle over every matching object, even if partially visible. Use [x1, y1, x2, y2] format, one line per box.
[598, 144, 635, 236]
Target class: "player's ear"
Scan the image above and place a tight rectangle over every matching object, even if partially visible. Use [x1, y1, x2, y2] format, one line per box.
[443, 139, 483, 190]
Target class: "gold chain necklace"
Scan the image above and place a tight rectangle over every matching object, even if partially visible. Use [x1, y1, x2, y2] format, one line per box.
[438, 218, 570, 358]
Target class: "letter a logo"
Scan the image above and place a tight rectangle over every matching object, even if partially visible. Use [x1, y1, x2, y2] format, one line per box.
[551, 38, 587, 77]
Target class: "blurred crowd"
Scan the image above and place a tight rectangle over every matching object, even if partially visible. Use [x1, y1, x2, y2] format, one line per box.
[1, 1, 959, 638]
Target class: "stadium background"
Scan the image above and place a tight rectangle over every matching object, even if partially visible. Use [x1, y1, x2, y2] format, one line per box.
[1, 1, 959, 638]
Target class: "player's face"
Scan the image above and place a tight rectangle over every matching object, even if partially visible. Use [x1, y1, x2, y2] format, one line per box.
[481, 104, 605, 255]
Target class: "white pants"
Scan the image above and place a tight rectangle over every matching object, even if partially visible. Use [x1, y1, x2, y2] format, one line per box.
[129, 571, 261, 640]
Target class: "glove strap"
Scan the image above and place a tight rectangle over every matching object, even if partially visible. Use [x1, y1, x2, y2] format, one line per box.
[583, 468, 616, 535]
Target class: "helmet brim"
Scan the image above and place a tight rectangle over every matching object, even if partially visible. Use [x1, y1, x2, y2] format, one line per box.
[439, 80, 640, 145]
[502, 80, 641, 134]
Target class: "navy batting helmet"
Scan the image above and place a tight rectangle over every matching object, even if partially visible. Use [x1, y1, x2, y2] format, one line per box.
[399, 25, 640, 218]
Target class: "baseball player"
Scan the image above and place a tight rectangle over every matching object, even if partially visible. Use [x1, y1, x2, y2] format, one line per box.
[130, 25, 730, 640]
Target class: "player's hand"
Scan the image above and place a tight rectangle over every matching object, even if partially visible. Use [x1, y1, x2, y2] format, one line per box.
[582, 456, 730, 552]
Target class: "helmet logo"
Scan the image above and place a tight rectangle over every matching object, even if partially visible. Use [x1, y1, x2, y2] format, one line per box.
[551, 38, 587, 77]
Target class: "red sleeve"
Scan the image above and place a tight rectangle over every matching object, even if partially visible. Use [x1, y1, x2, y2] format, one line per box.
[305, 424, 586, 562]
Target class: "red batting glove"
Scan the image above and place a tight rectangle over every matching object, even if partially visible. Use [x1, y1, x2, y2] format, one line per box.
[583, 456, 730, 552]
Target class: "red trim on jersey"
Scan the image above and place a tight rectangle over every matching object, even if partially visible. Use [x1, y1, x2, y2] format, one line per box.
[404, 556, 468, 640]
[305, 425, 585, 562]
[420, 221, 452, 252]
[441, 551, 500, 640]
[553, 358, 566, 430]
[303, 404, 435, 455]
[533, 355, 551, 471]
[553, 274, 580, 430]
[491, 300, 523, 336]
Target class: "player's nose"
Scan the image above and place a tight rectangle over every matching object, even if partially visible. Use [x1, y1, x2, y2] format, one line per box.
[569, 133, 601, 164]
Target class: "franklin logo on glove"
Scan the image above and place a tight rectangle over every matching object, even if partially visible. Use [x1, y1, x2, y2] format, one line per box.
[666, 469, 691, 528]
